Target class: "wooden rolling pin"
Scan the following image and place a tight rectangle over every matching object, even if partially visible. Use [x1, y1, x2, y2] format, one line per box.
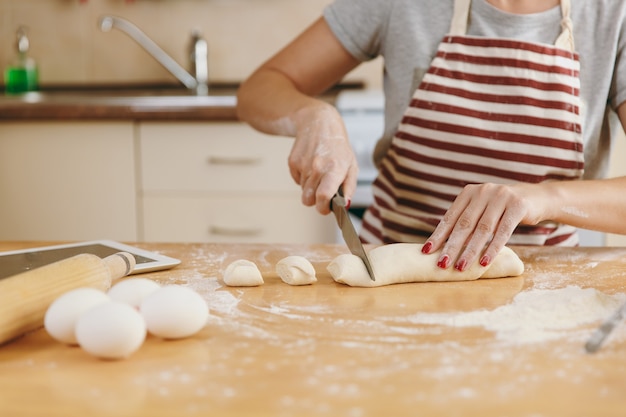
[0, 252, 135, 345]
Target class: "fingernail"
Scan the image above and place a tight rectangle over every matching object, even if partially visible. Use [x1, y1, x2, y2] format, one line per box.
[422, 242, 433, 254]
[346, 198, 351, 209]
[479, 255, 491, 267]
[455, 259, 467, 272]
[437, 255, 450, 269]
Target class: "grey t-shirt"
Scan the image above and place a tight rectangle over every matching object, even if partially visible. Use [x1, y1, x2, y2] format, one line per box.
[324, 0, 626, 180]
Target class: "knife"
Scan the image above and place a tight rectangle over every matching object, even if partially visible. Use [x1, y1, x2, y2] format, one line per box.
[584, 299, 626, 353]
[330, 186, 376, 281]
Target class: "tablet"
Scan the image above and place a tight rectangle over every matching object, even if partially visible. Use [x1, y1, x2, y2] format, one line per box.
[0, 240, 181, 280]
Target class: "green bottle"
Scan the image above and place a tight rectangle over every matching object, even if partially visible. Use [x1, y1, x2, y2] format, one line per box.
[4, 26, 39, 94]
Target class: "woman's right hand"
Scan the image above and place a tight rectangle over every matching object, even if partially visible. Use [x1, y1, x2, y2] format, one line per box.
[236, 17, 363, 214]
[289, 102, 359, 215]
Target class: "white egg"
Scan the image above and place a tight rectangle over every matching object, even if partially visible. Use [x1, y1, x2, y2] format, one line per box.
[44, 287, 111, 345]
[107, 278, 161, 309]
[140, 285, 208, 339]
[75, 301, 147, 360]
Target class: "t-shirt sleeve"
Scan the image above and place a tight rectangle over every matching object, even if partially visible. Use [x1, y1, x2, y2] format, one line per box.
[609, 17, 626, 110]
[323, 0, 391, 62]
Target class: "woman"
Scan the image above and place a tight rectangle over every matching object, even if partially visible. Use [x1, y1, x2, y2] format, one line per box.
[236, 0, 626, 272]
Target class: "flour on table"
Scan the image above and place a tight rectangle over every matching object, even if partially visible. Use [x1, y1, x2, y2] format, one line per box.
[403, 286, 626, 344]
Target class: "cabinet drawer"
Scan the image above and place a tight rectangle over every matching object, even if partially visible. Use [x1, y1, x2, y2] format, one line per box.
[140, 122, 297, 192]
[0, 121, 137, 241]
[141, 194, 336, 244]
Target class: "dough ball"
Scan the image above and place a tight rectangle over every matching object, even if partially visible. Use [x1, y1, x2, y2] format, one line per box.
[223, 259, 264, 287]
[75, 301, 147, 360]
[276, 255, 317, 286]
[108, 278, 161, 309]
[44, 287, 111, 345]
[327, 243, 524, 287]
[140, 285, 209, 339]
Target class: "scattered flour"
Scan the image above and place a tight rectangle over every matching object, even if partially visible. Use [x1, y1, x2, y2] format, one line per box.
[404, 286, 626, 344]
[176, 269, 625, 349]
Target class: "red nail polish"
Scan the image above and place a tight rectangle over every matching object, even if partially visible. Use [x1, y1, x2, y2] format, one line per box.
[479, 255, 490, 267]
[437, 255, 450, 269]
[422, 242, 433, 254]
[346, 198, 351, 209]
[455, 259, 467, 272]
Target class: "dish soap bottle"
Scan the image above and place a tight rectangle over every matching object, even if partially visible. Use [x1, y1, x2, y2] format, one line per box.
[4, 26, 39, 94]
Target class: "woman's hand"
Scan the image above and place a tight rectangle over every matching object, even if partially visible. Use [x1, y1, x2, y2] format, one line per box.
[235, 17, 362, 215]
[289, 103, 359, 214]
[422, 182, 543, 271]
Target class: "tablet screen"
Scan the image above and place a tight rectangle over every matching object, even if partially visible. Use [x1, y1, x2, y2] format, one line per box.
[0, 241, 180, 279]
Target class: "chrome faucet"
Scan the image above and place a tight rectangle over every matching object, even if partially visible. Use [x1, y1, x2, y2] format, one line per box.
[99, 15, 209, 95]
[189, 30, 208, 96]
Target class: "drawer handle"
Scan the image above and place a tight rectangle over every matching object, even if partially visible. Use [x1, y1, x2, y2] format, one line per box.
[207, 156, 261, 165]
[209, 225, 263, 237]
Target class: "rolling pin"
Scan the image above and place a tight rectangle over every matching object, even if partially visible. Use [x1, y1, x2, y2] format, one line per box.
[0, 252, 135, 345]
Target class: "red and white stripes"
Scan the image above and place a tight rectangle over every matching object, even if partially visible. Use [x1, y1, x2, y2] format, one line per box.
[361, 35, 584, 246]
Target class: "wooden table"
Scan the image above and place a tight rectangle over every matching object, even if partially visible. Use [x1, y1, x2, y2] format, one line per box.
[1, 242, 625, 417]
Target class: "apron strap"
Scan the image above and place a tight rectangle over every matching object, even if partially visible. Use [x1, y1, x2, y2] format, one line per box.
[449, 0, 471, 36]
[555, 0, 575, 51]
[449, 0, 575, 52]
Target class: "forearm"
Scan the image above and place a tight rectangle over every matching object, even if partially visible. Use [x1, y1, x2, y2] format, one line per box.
[236, 68, 334, 138]
[525, 177, 626, 234]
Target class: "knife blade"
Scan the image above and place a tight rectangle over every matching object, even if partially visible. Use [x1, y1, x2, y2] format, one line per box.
[584, 299, 626, 353]
[330, 187, 376, 281]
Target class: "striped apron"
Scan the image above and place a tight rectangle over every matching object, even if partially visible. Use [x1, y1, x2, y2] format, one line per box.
[360, 0, 584, 246]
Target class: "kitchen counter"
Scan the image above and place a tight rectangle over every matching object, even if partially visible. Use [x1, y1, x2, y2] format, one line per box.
[0, 83, 361, 121]
[0, 85, 239, 121]
[0, 241, 625, 417]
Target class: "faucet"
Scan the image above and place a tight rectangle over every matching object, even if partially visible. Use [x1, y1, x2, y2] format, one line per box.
[99, 15, 209, 95]
[189, 30, 208, 96]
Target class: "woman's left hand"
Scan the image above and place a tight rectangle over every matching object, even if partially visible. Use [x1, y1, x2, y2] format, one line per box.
[422, 182, 542, 271]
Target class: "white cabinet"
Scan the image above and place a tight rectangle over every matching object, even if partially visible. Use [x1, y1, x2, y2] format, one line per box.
[139, 122, 336, 243]
[0, 121, 138, 241]
[0, 120, 336, 244]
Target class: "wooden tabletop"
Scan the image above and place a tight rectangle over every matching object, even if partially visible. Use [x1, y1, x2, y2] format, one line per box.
[1, 241, 625, 417]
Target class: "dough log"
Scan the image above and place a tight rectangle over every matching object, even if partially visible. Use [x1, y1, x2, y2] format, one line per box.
[327, 243, 524, 287]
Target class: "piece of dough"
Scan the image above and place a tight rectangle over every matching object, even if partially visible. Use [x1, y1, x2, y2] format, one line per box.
[75, 301, 147, 360]
[223, 259, 264, 287]
[327, 243, 524, 287]
[276, 256, 317, 286]
[108, 278, 161, 309]
[140, 285, 209, 339]
[44, 288, 111, 345]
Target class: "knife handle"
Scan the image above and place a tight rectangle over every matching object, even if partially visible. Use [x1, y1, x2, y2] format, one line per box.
[330, 185, 347, 210]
